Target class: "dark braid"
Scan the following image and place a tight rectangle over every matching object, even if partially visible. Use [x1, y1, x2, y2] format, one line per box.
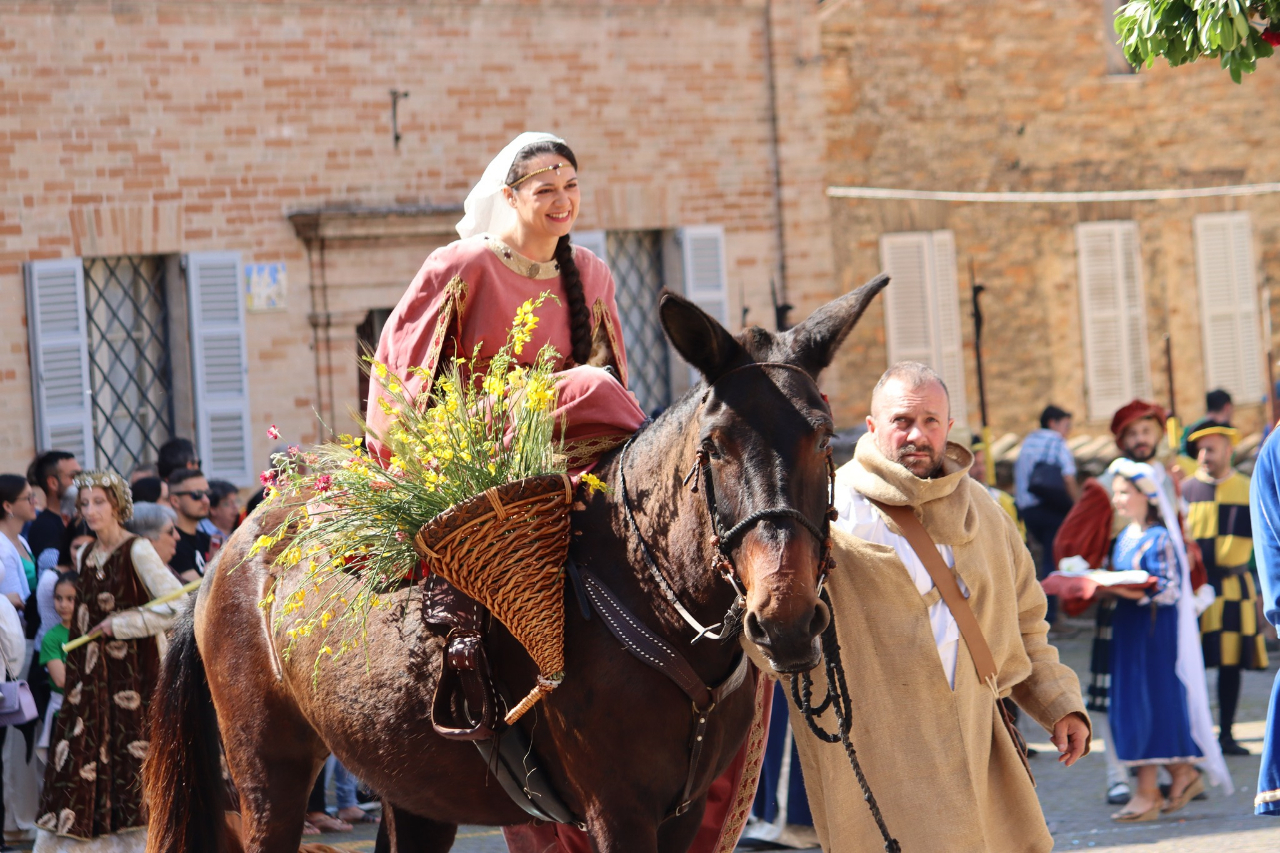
[555, 235, 592, 365]
[506, 139, 592, 365]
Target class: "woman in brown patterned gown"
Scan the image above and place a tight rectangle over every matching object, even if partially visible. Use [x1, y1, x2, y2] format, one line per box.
[34, 471, 185, 853]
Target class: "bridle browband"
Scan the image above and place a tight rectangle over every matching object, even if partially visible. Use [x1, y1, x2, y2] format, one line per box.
[619, 362, 838, 645]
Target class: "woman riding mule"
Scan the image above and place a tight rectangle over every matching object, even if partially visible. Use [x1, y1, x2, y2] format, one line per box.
[143, 133, 892, 853]
[366, 131, 646, 474]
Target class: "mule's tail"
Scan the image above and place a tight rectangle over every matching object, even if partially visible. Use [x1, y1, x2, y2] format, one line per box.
[144, 609, 226, 853]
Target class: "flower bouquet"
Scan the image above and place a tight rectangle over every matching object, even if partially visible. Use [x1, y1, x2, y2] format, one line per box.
[254, 294, 589, 720]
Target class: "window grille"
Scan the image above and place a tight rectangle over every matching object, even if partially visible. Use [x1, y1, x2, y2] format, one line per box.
[607, 231, 671, 414]
[83, 256, 176, 475]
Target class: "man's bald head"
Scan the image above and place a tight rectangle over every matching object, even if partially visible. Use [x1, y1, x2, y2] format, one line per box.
[870, 362, 950, 419]
[867, 362, 954, 478]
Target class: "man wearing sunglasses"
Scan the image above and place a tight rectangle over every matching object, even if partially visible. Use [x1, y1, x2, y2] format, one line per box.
[167, 468, 211, 582]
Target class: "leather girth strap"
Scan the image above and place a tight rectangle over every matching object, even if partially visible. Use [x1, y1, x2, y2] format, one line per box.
[579, 570, 751, 815]
[868, 499, 1034, 785]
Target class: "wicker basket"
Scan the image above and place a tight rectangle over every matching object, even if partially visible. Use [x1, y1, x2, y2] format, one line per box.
[413, 473, 573, 724]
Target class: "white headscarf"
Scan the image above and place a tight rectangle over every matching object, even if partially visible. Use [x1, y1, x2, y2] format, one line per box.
[456, 132, 565, 240]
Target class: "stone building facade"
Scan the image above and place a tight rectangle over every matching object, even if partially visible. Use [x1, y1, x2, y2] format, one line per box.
[819, 0, 1280, 439]
[0, 0, 832, 484]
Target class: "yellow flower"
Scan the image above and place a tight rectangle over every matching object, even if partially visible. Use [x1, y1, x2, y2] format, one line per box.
[581, 472, 609, 496]
[373, 362, 388, 380]
[320, 645, 333, 656]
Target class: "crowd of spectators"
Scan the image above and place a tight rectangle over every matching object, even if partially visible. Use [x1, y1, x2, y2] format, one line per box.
[0, 437, 371, 848]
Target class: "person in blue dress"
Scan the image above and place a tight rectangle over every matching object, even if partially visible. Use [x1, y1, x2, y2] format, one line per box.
[1105, 461, 1205, 821]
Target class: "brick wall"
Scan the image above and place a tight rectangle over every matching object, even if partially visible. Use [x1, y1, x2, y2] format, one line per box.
[0, 0, 832, 475]
[816, 0, 1280, 438]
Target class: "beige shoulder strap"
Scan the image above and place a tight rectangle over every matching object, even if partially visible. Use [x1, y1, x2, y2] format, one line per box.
[868, 499, 998, 695]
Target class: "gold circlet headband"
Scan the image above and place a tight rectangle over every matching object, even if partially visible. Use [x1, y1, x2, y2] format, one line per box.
[506, 162, 570, 189]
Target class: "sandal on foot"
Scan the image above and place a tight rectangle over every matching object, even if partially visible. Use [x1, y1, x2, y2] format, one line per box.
[306, 813, 354, 833]
[336, 807, 380, 824]
[1111, 800, 1162, 822]
[1162, 774, 1205, 814]
[302, 821, 320, 836]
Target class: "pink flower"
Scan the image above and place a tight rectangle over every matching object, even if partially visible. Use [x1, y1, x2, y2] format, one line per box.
[394, 530, 407, 543]
[1265, 28, 1280, 46]
[267, 424, 281, 440]
[315, 474, 333, 493]
[260, 469, 278, 487]
[288, 444, 300, 456]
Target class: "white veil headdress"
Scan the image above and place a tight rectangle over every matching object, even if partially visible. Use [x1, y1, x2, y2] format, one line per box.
[1105, 458, 1232, 791]
[456, 132, 565, 240]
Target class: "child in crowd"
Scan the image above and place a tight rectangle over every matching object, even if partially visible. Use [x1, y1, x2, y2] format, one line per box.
[37, 571, 77, 753]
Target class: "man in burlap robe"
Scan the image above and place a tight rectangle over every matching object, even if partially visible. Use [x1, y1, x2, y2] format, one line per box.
[746, 363, 1090, 853]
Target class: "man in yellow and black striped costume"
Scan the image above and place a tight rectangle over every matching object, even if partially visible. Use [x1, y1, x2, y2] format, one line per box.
[1184, 418, 1268, 756]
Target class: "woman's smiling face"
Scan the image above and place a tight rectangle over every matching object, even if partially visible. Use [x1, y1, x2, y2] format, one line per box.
[506, 153, 579, 240]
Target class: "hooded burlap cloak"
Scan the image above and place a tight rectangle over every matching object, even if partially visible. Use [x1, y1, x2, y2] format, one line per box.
[753, 437, 1089, 853]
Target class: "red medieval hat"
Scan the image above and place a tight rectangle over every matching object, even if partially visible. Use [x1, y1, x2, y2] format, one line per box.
[1110, 399, 1167, 445]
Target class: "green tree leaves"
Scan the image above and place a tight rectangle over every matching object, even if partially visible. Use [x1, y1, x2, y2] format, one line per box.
[1115, 0, 1279, 82]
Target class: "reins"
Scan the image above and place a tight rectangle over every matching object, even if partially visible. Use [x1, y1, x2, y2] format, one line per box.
[791, 596, 901, 852]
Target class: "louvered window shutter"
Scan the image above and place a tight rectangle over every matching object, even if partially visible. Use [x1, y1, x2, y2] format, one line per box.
[1196, 212, 1262, 401]
[185, 252, 254, 486]
[1076, 221, 1152, 421]
[24, 259, 96, 467]
[571, 229, 608, 266]
[879, 231, 969, 427]
[679, 226, 729, 327]
[929, 231, 969, 428]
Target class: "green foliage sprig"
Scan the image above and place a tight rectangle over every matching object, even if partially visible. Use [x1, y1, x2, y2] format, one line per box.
[1116, 1, 1280, 82]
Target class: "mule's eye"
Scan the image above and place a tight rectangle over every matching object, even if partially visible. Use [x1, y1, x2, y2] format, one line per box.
[818, 433, 832, 451]
[703, 441, 722, 461]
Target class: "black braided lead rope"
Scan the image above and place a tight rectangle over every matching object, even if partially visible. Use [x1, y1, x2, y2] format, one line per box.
[790, 592, 901, 853]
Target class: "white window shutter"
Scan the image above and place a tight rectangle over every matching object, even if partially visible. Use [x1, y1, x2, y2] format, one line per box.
[880, 233, 935, 365]
[571, 229, 608, 267]
[24, 259, 96, 468]
[879, 231, 969, 427]
[929, 230, 969, 428]
[1196, 212, 1262, 401]
[185, 252, 254, 486]
[679, 225, 729, 328]
[1076, 221, 1151, 421]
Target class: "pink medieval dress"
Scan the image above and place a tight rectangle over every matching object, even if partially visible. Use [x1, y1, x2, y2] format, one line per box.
[367, 233, 645, 471]
[371, 233, 771, 853]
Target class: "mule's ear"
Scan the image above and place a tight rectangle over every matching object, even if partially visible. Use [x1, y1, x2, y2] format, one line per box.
[784, 274, 890, 378]
[660, 290, 748, 383]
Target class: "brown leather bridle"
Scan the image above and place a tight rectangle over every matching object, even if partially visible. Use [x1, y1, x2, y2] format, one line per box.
[620, 362, 838, 644]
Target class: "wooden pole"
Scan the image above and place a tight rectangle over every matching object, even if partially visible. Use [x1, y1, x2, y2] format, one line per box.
[63, 578, 202, 653]
[970, 260, 995, 486]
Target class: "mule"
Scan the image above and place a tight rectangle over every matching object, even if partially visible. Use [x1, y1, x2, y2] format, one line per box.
[143, 276, 888, 853]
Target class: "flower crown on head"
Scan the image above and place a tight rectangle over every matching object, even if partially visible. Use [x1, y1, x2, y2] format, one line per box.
[73, 470, 134, 523]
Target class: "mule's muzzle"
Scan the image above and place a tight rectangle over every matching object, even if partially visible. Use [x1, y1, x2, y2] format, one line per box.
[743, 598, 830, 673]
